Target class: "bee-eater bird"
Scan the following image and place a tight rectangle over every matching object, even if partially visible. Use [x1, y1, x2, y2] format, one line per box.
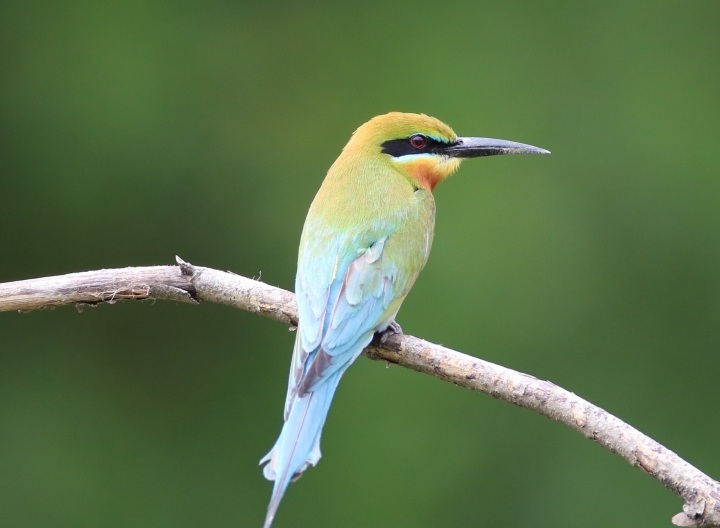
[260, 112, 549, 527]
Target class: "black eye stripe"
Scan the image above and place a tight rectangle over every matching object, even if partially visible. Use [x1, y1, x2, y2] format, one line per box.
[380, 135, 453, 158]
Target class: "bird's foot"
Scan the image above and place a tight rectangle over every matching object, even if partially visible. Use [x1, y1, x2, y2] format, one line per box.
[375, 320, 403, 345]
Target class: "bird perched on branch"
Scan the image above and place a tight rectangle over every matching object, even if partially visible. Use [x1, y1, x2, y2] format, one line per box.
[260, 112, 549, 527]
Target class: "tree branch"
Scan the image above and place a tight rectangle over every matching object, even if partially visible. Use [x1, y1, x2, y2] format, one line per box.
[1, 257, 718, 527]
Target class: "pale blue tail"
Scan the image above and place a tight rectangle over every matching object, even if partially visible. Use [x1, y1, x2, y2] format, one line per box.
[260, 369, 343, 528]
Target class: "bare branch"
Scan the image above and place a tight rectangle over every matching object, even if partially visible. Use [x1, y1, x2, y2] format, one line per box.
[1, 258, 718, 526]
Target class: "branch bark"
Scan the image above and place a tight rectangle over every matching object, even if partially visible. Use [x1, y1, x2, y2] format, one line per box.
[1, 257, 718, 527]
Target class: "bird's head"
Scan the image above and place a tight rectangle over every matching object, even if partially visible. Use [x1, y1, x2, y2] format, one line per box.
[345, 112, 549, 192]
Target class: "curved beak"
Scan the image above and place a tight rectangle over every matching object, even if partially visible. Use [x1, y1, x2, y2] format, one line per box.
[444, 137, 550, 158]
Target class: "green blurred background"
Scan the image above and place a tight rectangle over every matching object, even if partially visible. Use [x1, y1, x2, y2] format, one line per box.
[1, 1, 719, 527]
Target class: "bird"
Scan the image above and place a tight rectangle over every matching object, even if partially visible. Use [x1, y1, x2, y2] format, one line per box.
[260, 112, 549, 527]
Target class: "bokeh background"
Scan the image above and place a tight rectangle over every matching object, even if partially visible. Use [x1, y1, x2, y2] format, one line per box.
[1, 2, 719, 527]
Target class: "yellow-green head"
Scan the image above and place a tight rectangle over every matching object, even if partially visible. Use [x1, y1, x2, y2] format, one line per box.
[341, 112, 549, 192]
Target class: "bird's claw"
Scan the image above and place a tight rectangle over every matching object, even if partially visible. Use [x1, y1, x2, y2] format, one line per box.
[376, 320, 403, 344]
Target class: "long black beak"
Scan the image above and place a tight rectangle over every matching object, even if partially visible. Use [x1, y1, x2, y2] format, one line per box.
[444, 137, 550, 158]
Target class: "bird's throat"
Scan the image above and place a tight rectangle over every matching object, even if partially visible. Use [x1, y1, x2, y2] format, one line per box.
[402, 156, 461, 192]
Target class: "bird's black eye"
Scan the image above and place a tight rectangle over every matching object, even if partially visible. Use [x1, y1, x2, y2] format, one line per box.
[410, 134, 427, 150]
